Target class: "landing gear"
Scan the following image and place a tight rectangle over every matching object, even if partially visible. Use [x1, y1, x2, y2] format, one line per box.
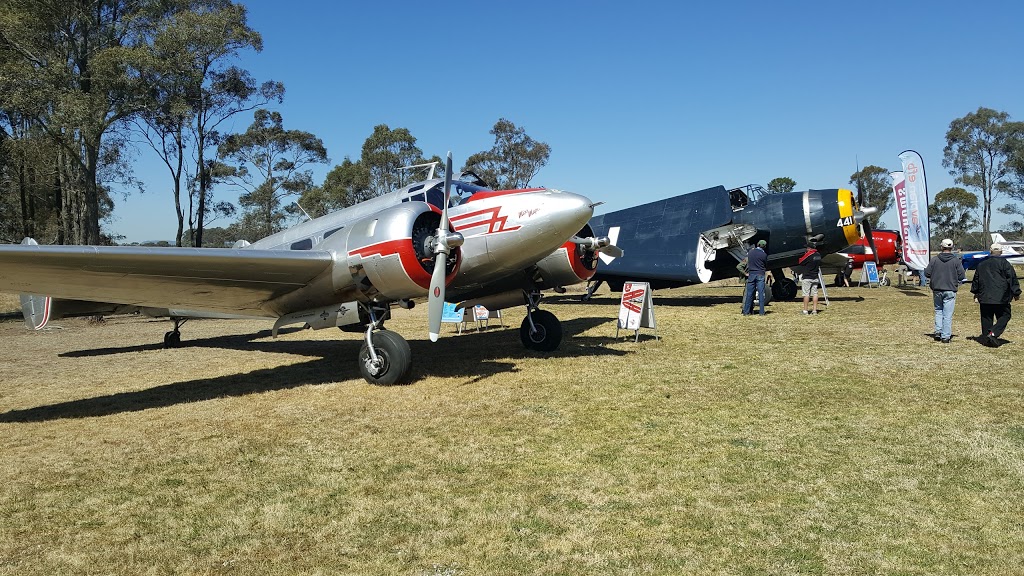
[357, 305, 411, 385]
[771, 274, 797, 301]
[358, 329, 411, 385]
[519, 291, 563, 352]
[163, 318, 187, 348]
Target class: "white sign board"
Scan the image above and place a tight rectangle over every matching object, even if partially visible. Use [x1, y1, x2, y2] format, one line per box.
[617, 281, 657, 340]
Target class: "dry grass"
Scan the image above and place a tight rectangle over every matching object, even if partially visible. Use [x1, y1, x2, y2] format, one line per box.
[2, 283, 1023, 575]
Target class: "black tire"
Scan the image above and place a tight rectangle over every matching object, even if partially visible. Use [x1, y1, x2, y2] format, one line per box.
[879, 276, 891, 287]
[358, 330, 412, 386]
[519, 309, 563, 352]
[163, 330, 181, 348]
[771, 278, 796, 301]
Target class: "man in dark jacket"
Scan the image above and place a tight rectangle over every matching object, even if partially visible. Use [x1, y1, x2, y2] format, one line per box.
[970, 243, 1021, 347]
[924, 238, 967, 343]
[742, 239, 769, 316]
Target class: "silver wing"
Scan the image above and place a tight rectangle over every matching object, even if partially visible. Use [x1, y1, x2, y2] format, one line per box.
[0, 244, 335, 317]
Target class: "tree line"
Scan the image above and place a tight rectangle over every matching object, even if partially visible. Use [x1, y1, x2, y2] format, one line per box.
[767, 107, 1024, 250]
[0, 1, 550, 247]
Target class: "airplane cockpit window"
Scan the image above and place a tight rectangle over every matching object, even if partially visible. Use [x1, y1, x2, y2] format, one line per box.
[426, 185, 445, 211]
[405, 180, 493, 208]
[290, 238, 313, 250]
[729, 188, 749, 210]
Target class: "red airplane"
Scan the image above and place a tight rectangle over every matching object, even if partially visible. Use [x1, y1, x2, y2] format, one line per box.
[835, 229, 902, 269]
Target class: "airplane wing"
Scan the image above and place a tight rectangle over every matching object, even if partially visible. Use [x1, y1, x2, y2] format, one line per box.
[0, 244, 335, 316]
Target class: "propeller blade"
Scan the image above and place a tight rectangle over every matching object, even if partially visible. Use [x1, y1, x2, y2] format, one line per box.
[428, 152, 455, 342]
[569, 235, 623, 258]
[863, 219, 879, 265]
[601, 245, 624, 258]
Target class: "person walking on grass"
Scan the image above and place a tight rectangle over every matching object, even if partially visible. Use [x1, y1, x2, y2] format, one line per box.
[924, 238, 966, 344]
[970, 242, 1021, 347]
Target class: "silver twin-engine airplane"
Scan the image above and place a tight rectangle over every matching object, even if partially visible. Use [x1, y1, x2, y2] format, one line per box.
[0, 154, 620, 385]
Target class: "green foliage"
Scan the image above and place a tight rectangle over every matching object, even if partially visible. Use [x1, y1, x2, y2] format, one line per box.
[766, 177, 796, 194]
[943, 107, 1024, 240]
[848, 165, 893, 228]
[463, 118, 550, 190]
[931, 187, 979, 247]
[216, 109, 326, 239]
[360, 124, 426, 196]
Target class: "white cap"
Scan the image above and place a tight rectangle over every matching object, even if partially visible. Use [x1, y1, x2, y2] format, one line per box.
[940, 238, 953, 248]
[991, 243, 1003, 252]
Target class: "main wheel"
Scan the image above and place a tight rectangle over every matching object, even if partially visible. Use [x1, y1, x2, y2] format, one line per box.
[771, 278, 797, 301]
[519, 310, 563, 352]
[358, 330, 412, 386]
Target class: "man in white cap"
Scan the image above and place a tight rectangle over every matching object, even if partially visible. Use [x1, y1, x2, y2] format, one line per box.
[970, 242, 1021, 347]
[924, 238, 966, 343]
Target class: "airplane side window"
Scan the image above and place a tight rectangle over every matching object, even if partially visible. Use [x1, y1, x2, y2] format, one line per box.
[290, 238, 313, 250]
[411, 193, 425, 203]
[324, 227, 343, 238]
[426, 188, 444, 210]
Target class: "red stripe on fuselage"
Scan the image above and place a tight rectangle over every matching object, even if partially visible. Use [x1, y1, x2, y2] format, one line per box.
[450, 206, 521, 235]
[463, 188, 544, 203]
[349, 239, 459, 290]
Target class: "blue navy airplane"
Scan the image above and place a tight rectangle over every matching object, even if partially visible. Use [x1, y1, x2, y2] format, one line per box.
[582, 184, 877, 300]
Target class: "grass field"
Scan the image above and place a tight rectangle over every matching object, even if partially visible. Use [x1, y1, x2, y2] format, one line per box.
[1, 283, 1023, 575]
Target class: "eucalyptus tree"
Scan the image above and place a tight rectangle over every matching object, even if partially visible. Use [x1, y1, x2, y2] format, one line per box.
[0, 0, 154, 244]
[217, 109, 328, 238]
[943, 107, 1024, 240]
[464, 118, 550, 190]
[930, 187, 979, 248]
[360, 124, 425, 197]
[766, 177, 796, 195]
[848, 165, 894, 229]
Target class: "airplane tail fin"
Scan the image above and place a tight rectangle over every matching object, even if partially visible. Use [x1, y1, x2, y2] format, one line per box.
[20, 294, 52, 330]
[991, 233, 1022, 256]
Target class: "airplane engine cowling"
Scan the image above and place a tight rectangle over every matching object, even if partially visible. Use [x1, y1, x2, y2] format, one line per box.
[531, 225, 600, 289]
[326, 202, 460, 301]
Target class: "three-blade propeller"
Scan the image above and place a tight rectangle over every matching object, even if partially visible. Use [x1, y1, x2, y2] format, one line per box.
[570, 235, 624, 259]
[855, 175, 880, 266]
[427, 152, 464, 342]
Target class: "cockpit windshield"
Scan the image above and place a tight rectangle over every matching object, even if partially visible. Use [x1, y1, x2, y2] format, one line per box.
[403, 179, 493, 209]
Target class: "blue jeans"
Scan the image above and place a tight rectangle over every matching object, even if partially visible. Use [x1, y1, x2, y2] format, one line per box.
[743, 274, 766, 315]
[933, 290, 957, 339]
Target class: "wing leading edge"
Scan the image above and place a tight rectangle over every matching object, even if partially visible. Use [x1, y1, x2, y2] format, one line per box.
[0, 244, 336, 317]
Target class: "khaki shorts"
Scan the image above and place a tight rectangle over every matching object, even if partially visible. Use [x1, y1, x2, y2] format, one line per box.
[801, 277, 819, 297]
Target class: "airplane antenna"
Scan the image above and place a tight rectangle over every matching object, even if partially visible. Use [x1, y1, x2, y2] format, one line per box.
[293, 200, 312, 221]
[399, 161, 441, 180]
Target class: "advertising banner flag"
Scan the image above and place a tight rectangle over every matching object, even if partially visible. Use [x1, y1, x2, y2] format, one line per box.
[896, 151, 931, 270]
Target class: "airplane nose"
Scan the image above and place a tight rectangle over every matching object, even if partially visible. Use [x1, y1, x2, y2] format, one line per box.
[546, 190, 595, 232]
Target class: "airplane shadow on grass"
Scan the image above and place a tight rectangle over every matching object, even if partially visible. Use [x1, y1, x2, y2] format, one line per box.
[1, 317, 621, 423]
[559, 294, 867, 307]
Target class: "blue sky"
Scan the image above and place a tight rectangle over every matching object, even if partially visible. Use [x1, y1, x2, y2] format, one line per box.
[113, 0, 1024, 242]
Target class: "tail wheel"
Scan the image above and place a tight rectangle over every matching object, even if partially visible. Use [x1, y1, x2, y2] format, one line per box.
[358, 330, 412, 386]
[519, 310, 563, 352]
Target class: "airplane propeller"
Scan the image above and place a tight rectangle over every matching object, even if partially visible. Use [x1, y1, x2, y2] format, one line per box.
[855, 169, 880, 266]
[427, 152, 464, 342]
[570, 235, 624, 258]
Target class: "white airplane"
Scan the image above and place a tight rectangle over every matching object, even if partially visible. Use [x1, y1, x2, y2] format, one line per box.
[961, 233, 1024, 270]
[0, 154, 619, 385]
